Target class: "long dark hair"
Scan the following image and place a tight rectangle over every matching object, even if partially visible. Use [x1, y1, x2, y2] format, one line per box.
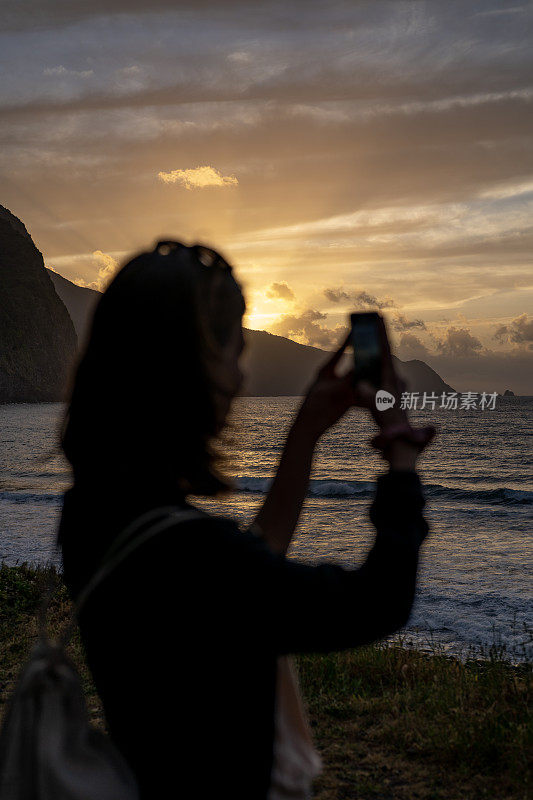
[61, 241, 246, 496]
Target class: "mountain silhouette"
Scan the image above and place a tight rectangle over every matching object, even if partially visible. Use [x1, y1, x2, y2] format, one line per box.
[0, 206, 77, 403]
[46, 268, 100, 345]
[48, 268, 455, 396]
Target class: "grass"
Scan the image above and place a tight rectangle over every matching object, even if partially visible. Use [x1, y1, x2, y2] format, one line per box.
[0, 563, 530, 799]
[297, 646, 531, 799]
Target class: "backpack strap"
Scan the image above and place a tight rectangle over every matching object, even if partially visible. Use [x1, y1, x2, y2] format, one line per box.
[54, 506, 207, 649]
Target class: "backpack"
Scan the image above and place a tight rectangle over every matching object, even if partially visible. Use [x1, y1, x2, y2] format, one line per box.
[0, 506, 206, 800]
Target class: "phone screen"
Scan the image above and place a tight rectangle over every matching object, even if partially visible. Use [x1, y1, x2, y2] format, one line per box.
[350, 311, 382, 387]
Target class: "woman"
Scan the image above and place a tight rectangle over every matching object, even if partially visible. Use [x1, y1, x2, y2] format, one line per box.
[58, 241, 435, 799]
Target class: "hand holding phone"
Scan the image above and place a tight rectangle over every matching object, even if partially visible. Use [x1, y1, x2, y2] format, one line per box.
[350, 310, 406, 414]
[297, 310, 434, 445]
[350, 311, 436, 459]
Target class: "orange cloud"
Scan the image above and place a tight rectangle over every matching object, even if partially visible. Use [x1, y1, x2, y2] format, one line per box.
[266, 281, 295, 302]
[157, 165, 238, 189]
[74, 250, 119, 291]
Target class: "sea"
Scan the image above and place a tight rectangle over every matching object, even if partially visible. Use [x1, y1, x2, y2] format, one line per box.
[0, 397, 531, 663]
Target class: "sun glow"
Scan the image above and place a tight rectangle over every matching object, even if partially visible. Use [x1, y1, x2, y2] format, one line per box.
[243, 308, 281, 331]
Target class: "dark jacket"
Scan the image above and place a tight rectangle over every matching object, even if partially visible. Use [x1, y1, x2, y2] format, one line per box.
[58, 469, 428, 799]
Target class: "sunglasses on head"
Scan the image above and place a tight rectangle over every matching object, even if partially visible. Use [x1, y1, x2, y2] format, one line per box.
[155, 240, 232, 273]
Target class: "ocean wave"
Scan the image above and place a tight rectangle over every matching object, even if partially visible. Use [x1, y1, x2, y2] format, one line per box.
[235, 476, 375, 498]
[1, 480, 531, 507]
[424, 484, 533, 506]
[235, 476, 533, 505]
[0, 491, 62, 505]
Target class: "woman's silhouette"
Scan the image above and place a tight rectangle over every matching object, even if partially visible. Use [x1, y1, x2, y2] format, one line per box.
[58, 241, 434, 799]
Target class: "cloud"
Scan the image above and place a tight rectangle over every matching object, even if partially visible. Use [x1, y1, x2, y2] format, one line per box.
[494, 324, 508, 342]
[437, 326, 484, 357]
[268, 312, 533, 392]
[324, 287, 350, 303]
[477, 178, 533, 201]
[1, 0, 531, 396]
[323, 286, 395, 308]
[493, 313, 533, 347]
[43, 65, 94, 78]
[270, 308, 344, 348]
[391, 313, 427, 332]
[354, 291, 396, 310]
[266, 281, 295, 301]
[2, 0, 254, 32]
[474, 6, 526, 17]
[157, 165, 238, 189]
[74, 250, 119, 290]
[227, 51, 252, 63]
[398, 333, 431, 359]
[396, 326, 533, 392]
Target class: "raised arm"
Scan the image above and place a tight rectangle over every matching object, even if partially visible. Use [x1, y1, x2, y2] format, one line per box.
[252, 335, 354, 554]
[252, 321, 435, 555]
[201, 465, 428, 655]
[227, 317, 436, 653]
[271, 466, 428, 653]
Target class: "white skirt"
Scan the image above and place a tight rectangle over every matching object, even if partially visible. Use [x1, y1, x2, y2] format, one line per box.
[267, 655, 323, 800]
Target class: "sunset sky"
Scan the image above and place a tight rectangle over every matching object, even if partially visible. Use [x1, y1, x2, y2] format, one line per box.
[1, 0, 532, 393]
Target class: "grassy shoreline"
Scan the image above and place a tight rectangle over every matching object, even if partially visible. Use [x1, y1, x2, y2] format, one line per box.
[0, 564, 530, 799]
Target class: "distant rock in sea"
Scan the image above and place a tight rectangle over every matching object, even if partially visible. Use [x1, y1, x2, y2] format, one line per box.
[46, 265, 456, 397]
[503, 389, 516, 397]
[0, 206, 78, 403]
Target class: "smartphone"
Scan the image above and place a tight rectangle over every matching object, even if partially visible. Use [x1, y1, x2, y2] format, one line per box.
[350, 311, 382, 387]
